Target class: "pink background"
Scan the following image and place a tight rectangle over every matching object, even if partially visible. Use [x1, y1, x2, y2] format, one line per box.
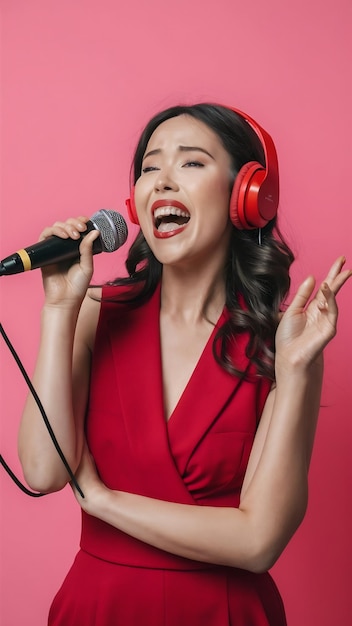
[0, 1, 351, 624]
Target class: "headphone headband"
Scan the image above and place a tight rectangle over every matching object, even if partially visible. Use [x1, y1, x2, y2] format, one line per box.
[225, 106, 279, 228]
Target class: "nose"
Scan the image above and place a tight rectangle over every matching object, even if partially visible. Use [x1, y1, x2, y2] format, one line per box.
[154, 170, 179, 193]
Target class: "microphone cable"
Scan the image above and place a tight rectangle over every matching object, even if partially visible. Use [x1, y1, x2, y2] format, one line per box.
[0, 322, 84, 498]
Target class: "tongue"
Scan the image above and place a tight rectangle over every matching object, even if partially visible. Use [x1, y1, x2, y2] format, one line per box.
[158, 221, 182, 233]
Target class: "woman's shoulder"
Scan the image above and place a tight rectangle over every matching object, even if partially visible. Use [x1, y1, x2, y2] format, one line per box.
[82, 283, 136, 325]
[75, 282, 152, 354]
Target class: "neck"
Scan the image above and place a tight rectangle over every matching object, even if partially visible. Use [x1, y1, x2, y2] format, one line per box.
[160, 264, 226, 325]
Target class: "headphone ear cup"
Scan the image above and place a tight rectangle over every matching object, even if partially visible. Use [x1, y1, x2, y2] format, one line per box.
[230, 161, 267, 229]
[125, 187, 139, 225]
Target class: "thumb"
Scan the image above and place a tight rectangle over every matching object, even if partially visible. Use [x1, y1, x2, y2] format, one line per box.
[79, 229, 100, 254]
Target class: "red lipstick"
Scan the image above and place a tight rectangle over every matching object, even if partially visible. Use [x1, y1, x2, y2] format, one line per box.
[151, 199, 190, 239]
[151, 199, 189, 213]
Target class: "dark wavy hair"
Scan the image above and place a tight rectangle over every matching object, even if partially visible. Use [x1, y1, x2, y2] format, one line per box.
[108, 104, 294, 381]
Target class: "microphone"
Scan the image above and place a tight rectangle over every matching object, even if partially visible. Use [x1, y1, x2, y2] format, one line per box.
[0, 210, 128, 276]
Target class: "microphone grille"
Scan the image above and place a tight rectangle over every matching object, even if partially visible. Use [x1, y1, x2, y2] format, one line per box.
[90, 209, 128, 252]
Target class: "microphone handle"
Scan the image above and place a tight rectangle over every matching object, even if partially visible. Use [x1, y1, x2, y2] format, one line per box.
[0, 221, 102, 275]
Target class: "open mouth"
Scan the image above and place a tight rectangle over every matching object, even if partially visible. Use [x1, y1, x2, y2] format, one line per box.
[153, 206, 190, 232]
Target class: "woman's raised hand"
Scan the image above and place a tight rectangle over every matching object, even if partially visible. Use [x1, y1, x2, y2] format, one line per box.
[38, 216, 100, 308]
[275, 256, 352, 374]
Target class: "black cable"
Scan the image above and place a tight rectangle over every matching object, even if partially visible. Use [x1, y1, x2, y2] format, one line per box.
[0, 322, 84, 498]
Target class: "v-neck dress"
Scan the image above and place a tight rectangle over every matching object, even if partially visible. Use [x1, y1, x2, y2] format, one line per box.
[48, 285, 286, 626]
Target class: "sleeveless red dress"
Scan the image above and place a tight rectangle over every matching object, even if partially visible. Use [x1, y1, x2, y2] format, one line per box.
[48, 285, 286, 626]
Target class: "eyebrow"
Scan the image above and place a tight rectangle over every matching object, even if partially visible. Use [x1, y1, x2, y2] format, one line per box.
[142, 145, 215, 162]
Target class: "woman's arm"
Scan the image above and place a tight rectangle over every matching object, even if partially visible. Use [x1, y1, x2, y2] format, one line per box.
[18, 217, 100, 493]
[72, 258, 351, 572]
[71, 371, 318, 573]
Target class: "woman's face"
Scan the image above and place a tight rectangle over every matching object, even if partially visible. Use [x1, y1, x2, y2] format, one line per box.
[134, 114, 234, 269]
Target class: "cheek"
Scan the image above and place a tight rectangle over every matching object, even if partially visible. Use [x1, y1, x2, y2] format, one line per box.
[201, 181, 231, 223]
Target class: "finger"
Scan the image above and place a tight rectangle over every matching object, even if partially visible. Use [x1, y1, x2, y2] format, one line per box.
[77, 230, 100, 273]
[312, 257, 351, 302]
[39, 222, 70, 241]
[323, 256, 346, 284]
[64, 217, 91, 237]
[322, 256, 352, 294]
[79, 229, 100, 254]
[330, 268, 352, 297]
[39, 216, 90, 241]
[60, 219, 90, 243]
[316, 282, 338, 318]
[288, 276, 316, 311]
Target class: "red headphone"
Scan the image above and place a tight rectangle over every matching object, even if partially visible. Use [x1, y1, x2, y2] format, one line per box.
[125, 105, 279, 230]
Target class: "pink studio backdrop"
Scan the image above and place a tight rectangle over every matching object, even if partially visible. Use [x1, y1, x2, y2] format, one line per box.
[1, 1, 351, 625]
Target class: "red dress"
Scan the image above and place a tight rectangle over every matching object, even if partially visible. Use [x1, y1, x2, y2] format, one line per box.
[48, 285, 286, 626]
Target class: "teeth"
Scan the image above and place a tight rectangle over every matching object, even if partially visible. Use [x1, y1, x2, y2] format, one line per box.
[153, 206, 190, 219]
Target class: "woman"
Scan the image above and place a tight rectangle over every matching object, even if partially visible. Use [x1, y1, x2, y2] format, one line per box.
[18, 104, 351, 625]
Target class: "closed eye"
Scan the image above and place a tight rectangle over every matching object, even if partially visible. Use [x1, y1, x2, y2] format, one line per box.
[141, 166, 160, 173]
[183, 161, 204, 168]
